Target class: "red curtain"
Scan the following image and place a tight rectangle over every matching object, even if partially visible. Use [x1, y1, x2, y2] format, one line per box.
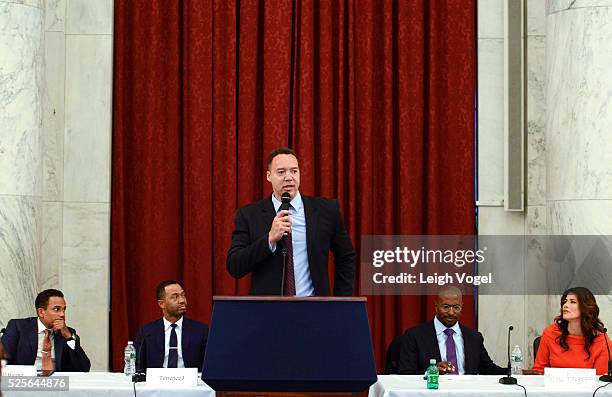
[111, 0, 476, 372]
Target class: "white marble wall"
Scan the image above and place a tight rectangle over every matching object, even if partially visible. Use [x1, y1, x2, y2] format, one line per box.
[477, 0, 548, 367]
[479, 0, 612, 369]
[546, 0, 612, 331]
[0, 0, 44, 326]
[1, 0, 112, 371]
[41, 0, 113, 370]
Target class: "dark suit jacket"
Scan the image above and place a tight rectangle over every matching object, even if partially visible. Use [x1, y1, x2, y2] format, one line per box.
[226, 195, 356, 296]
[135, 317, 208, 372]
[0, 317, 91, 372]
[398, 319, 506, 375]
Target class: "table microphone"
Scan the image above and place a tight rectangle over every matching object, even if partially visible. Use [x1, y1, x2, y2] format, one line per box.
[499, 325, 518, 384]
[600, 327, 612, 382]
[133, 333, 150, 383]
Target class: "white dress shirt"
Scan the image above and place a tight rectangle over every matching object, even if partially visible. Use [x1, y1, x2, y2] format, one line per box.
[433, 316, 465, 374]
[162, 316, 185, 368]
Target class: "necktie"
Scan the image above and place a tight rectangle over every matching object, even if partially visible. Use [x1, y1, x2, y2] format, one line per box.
[282, 233, 295, 296]
[42, 329, 54, 371]
[168, 324, 178, 368]
[444, 328, 458, 374]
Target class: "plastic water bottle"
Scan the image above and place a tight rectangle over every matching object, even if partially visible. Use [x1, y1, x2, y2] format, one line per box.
[511, 345, 522, 375]
[124, 341, 136, 376]
[426, 358, 439, 389]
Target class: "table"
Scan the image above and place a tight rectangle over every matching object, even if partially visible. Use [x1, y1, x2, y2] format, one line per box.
[369, 375, 612, 397]
[1, 372, 216, 397]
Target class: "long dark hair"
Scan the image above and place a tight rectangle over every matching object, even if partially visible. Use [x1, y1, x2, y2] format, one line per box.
[554, 287, 604, 359]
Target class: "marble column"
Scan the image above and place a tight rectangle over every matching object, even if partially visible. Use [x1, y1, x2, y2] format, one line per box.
[546, 0, 612, 326]
[0, 0, 44, 325]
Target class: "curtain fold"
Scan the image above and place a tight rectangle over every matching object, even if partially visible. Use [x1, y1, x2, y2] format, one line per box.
[112, 0, 476, 372]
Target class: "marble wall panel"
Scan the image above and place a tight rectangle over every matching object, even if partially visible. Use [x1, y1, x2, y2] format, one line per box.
[64, 34, 112, 203]
[477, 0, 503, 39]
[0, 2, 43, 197]
[477, 39, 505, 202]
[548, 200, 612, 235]
[528, 0, 546, 36]
[526, 295, 549, 365]
[65, 0, 112, 35]
[0, 0, 42, 8]
[39, 201, 60, 290]
[547, 0, 612, 15]
[0, 195, 40, 327]
[527, 36, 546, 206]
[62, 202, 110, 370]
[44, 0, 65, 31]
[42, 30, 64, 200]
[479, 296, 527, 366]
[547, 7, 612, 201]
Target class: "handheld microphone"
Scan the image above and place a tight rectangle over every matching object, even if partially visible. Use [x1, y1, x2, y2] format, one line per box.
[280, 192, 292, 236]
[133, 333, 150, 383]
[499, 325, 518, 385]
[600, 327, 612, 382]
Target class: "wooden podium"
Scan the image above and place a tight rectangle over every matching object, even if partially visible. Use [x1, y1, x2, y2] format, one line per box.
[202, 296, 377, 396]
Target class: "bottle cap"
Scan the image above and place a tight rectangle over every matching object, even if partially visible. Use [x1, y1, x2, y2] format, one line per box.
[430, 358, 436, 364]
[128, 341, 133, 345]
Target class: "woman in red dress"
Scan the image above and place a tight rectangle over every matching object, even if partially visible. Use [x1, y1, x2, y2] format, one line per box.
[533, 287, 611, 375]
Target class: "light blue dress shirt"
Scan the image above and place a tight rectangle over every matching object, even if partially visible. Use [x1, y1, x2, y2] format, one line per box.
[269, 192, 315, 296]
[433, 316, 465, 375]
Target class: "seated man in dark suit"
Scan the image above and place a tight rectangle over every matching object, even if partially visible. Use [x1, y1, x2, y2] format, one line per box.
[398, 286, 505, 375]
[0, 289, 91, 372]
[135, 280, 208, 371]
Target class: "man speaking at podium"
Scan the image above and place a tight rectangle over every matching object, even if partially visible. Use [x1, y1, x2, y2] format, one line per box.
[227, 147, 355, 296]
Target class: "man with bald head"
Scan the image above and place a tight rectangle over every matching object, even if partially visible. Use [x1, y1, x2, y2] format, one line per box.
[398, 286, 505, 375]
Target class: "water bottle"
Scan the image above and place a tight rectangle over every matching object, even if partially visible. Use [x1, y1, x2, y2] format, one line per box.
[511, 345, 522, 375]
[124, 341, 136, 376]
[426, 358, 439, 389]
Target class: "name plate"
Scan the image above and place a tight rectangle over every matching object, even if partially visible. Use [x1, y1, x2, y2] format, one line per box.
[544, 367, 597, 389]
[2, 365, 37, 377]
[146, 368, 198, 388]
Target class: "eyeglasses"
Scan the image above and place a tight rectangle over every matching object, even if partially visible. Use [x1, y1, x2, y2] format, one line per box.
[440, 304, 462, 312]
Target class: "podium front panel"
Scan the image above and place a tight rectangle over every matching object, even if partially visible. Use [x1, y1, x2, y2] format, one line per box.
[202, 297, 377, 392]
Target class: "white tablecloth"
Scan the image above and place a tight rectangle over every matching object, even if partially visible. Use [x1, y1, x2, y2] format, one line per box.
[369, 375, 612, 397]
[2, 372, 215, 397]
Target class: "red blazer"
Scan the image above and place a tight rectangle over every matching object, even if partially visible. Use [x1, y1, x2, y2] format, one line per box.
[533, 323, 612, 375]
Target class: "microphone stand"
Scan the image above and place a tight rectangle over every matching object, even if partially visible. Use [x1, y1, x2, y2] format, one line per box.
[133, 334, 148, 382]
[280, 245, 287, 296]
[600, 328, 612, 382]
[278, 192, 292, 297]
[499, 325, 517, 385]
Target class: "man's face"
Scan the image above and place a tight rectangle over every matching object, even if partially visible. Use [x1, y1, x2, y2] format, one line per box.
[266, 154, 300, 200]
[158, 284, 187, 319]
[434, 293, 463, 328]
[37, 296, 67, 328]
